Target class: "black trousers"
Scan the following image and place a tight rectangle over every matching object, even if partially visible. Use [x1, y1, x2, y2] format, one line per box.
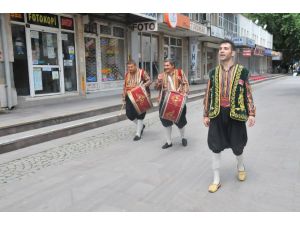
[159, 95, 187, 129]
[125, 95, 146, 121]
[208, 107, 247, 156]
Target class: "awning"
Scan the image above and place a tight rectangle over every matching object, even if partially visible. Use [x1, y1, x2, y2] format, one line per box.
[83, 13, 157, 24]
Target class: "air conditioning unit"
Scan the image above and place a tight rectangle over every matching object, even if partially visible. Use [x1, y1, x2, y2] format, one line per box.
[0, 84, 18, 108]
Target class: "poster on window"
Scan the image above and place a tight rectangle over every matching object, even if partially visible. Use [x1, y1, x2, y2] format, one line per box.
[52, 71, 59, 80]
[68, 46, 75, 55]
[64, 59, 73, 67]
[30, 31, 39, 39]
[61, 33, 68, 41]
[100, 37, 125, 81]
[46, 34, 54, 47]
[33, 68, 43, 91]
[47, 47, 56, 59]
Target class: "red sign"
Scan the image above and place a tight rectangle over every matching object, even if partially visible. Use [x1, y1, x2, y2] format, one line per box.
[10, 13, 24, 22]
[242, 48, 252, 57]
[164, 13, 190, 29]
[164, 13, 178, 28]
[61, 16, 74, 30]
[254, 46, 264, 56]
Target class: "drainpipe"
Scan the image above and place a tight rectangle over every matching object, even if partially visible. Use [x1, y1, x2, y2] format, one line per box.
[0, 14, 13, 109]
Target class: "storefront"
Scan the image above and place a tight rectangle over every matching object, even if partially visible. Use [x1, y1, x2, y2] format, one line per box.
[253, 45, 265, 74]
[202, 42, 219, 78]
[158, 13, 191, 74]
[188, 21, 208, 82]
[201, 25, 225, 78]
[232, 36, 255, 72]
[264, 48, 273, 73]
[129, 20, 160, 80]
[10, 13, 78, 97]
[84, 21, 126, 92]
[164, 35, 183, 68]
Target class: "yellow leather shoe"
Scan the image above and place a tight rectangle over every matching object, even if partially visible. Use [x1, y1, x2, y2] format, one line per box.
[208, 183, 221, 193]
[238, 170, 246, 181]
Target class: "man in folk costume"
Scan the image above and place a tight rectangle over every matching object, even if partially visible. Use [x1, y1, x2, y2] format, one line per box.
[203, 40, 256, 193]
[155, 59, 189, 149]
[122, 60, 152, 141]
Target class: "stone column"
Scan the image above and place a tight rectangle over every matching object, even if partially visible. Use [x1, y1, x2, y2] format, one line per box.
[74, 14, 86, 96]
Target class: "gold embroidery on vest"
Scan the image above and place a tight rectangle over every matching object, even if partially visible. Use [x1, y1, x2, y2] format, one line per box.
[208, 66, 221, 118]
[230, 65, 248, 121]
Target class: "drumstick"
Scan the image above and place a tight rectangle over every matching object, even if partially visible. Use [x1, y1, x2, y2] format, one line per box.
[119, 102, 125, 116]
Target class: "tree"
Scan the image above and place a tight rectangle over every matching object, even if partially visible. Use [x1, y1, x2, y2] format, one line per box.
[245, 13, 300, 65]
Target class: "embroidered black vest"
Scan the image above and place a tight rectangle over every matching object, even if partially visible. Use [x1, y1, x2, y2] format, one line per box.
[208, 64, 250, 121]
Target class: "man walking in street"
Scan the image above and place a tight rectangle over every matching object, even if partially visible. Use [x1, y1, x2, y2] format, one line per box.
[122, 60, 152, 141]
[155, 59, 189, 149]
[203, 40, 256, 193]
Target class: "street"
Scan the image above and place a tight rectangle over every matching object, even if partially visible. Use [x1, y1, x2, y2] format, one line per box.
[0, 75, 299, 211]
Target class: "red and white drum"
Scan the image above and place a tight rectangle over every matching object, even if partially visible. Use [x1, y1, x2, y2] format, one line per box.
[160, 91, 186, 123]
[127, 85, 152, 115]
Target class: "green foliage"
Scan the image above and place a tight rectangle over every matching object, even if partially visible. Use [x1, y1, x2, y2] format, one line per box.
[244, 13, 300, 63]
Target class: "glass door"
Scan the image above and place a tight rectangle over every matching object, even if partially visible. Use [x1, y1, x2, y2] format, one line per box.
[61, 32, 77, 92]
[139, 33, 159, 80]
[29, 29, 61, 95]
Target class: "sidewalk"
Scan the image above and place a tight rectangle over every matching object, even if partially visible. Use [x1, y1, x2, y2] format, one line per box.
[0, 73, 284, 129]
[0, 83, 207, 128]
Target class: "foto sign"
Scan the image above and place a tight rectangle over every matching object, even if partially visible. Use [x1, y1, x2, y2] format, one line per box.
[131, 22, 158, 32]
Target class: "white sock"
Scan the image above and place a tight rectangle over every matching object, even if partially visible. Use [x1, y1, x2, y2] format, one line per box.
[236, 154, 245, 171]
[136, 119, 143, 137]
[133, 119, 137, 125]
[164, 126, 172, 144]
[179, 127, 185, 139]
[212, 153, 221, 184]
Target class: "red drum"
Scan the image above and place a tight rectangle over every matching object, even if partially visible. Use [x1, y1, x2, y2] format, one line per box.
[160, 91, 186, 123]
[127, 85, 152, 115]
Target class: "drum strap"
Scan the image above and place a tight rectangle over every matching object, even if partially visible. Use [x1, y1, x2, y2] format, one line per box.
[168, 75, 175, 91]
[138, 69, 145, 85]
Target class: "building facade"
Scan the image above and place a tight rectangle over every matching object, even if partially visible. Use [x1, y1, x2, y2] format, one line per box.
[0, 13, 274, 108]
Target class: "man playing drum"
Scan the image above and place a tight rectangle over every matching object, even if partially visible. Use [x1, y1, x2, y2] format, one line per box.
[122, 60, 152, 141]
[155, 59, 189, 149]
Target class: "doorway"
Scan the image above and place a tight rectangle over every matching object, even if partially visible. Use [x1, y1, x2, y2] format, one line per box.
[27, 28, 62, 96]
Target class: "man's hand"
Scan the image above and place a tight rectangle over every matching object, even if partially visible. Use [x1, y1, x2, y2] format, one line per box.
[248, 116, 255, 127]
[203, 117, 210, 127]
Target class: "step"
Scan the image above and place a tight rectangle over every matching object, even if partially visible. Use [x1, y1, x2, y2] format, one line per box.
[0, 88, 205, 138]
[0, 91, 205, 154]
[0, 75, 285, 153]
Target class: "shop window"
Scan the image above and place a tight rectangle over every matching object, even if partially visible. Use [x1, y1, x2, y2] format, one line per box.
[170, 46, 182, 68]
[100, 25, 111, 35]
[30, 31, 58, 65]
[100, 37, 125, 82]
[164, 37, 169, 45]
[33, 67, 60, 94]
[113, 27, 124, 38]
[84, 37, 97, 82]
[30, 30, 61, 95]
[177, 39, 182, 47]
[170, 38, 176, 46]
[62, 32, 77, 91]
[11, 24, 30, 95]
[84, 23, 97, 34]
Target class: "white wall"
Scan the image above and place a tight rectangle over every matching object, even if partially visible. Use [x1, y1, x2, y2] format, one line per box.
[237, 14, 273, 49]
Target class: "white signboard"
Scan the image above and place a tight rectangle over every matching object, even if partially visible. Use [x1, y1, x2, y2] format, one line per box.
[211, 25, 225, 39]
[190, 22, 207, 35]
[131, 22, 158, 32]
[61, 33, 68, 41]
[52, 71, 59, 80]
[30, 31, 39, 39]
[33, 68, 43, 91]
[190, 37, 198, 72]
